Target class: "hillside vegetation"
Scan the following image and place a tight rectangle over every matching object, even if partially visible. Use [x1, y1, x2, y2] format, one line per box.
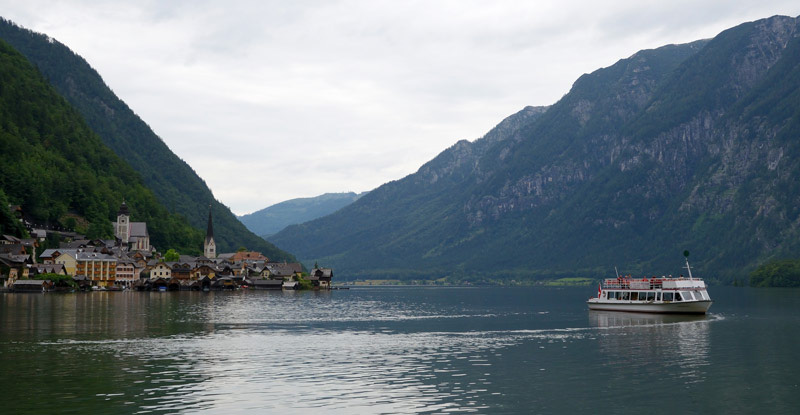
[750, 259, 800, 287]
[239, 192, 365, 237]
[0, 18, 294, 261]
[0, 39, 202, 252]
[271, 16, 800, 283]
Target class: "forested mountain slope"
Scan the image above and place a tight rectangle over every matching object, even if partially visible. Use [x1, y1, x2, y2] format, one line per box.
[271, 15, 800, 283]
[0, 39, 202, 252]
[0, 18, 294, 260]
[239, 192, 365, 238]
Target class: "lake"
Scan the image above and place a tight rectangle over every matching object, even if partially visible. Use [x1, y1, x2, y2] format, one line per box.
[1, 286, 798, 414]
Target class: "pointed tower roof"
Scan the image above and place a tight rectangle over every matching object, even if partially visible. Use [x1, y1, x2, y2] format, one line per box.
[118, 201, 130, 216]
[205, 205, 214, 240]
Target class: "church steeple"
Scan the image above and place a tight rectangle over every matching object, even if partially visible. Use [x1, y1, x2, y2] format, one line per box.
[204, 205, 216, 258]
[116, 201, 130, 245]
[206, 206, 214, 239]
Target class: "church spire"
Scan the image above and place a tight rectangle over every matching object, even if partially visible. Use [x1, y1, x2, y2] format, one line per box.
[204, 205, 216, 258]
[206, 205, 214, 239]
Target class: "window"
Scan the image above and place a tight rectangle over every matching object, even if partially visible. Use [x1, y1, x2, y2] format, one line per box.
[608, 291, 616, 300]
[684, 291, 695, 301]
[631, 292, 639, 301]
[675, 292, 683, 301]
[646, 292, 655, 301]
[663, 292, 674, 301]
[622, 292, 630, 300]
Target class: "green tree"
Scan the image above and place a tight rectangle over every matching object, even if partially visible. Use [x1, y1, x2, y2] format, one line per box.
[0, 189, 25, 237]
[163, 249, 180, 262]
[750, 259, 800, 287]
[30, 273, 76, 288]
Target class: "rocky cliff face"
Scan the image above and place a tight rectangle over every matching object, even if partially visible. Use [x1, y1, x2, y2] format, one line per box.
[415, 105, 548, 187]
[271, 15, 800, 282]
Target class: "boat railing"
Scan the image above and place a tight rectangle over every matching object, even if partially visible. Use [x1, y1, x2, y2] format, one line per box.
[602, 279, 674, 290]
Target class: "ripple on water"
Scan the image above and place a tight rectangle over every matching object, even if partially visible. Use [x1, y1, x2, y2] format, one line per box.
[1, 288, 743, 414]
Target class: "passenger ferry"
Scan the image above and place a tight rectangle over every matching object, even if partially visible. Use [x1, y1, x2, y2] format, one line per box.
[587, 255, 712, 314]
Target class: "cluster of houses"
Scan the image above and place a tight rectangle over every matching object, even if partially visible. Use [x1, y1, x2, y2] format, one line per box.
[1, 202, 333, 292]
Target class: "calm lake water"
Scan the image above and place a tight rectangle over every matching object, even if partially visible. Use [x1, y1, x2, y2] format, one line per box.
[1, 286, 798, 414]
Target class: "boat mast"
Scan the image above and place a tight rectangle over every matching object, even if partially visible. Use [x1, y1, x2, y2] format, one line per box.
[683, 250, 693, 280]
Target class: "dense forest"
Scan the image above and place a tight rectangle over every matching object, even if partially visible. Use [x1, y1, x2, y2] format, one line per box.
[0, 39, 203, 253]
[750, 259, 800, 287]
[0, 189, 25, 237]
[0, 18, 295, 261]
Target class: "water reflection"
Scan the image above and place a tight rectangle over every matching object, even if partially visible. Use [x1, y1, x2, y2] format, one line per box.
[589, 310, 709, 327]
[590, 310, 712, 385]
[5, 288, 777, 414]
[1, 291, 525, 414]
[34, 327, 518, 414]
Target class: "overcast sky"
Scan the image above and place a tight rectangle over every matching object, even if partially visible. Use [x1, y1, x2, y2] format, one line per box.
[2, 1, 799, 215]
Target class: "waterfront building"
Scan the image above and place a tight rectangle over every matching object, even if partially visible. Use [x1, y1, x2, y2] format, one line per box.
[149, 262, 172, 279]
[115, 259, 137, 288]
[54, 251, 78, 275]
[265, 262, 303, 280]
[75, 252, 117, 287]
[309, 268, 333, 289]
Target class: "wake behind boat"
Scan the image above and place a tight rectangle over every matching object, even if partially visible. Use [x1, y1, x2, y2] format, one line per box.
[587, 253, 713, 314]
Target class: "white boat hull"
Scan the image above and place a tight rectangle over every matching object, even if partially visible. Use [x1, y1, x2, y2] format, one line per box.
[587, 299, 712, 314]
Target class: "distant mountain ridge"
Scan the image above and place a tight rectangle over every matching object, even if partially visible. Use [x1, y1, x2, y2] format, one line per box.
[0, 18, 294, 260]
[239, 192, 365, 238]
[271, 15, 800, 283]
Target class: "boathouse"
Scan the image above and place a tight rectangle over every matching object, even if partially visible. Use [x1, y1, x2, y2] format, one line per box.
[248, 279, 283, 290]
[11, 279, 52, 292]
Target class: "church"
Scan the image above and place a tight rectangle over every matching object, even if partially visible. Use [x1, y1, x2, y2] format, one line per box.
[114, 202, 151, 252]
[204, 206, 216, 259]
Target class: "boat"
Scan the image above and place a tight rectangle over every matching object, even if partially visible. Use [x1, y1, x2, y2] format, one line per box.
[587, 253, 712, 314]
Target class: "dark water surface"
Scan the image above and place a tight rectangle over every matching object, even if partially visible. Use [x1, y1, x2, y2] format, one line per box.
[1, 286, 798, 414]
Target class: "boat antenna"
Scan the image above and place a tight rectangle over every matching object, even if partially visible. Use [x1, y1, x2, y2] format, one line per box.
[683, 250, 694, 280]
[614, 266, 620, 279]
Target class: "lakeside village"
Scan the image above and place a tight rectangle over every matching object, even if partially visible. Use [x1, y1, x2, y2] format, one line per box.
[0, 202, 333, 292]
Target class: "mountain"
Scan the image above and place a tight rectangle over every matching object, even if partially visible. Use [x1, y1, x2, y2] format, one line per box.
[0, 18, 294, 261]
[239, 192, 365, 238]
[270, 15, 800, 283]
[0, 38, 203, 252]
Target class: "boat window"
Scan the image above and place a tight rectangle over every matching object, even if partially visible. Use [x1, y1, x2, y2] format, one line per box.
[646, 292, 655, 301]
[698, 291, 707, 300]
[621, 292, 630, 300]
[656, 292, 661, 301]
[675, 292, 683, 301]
[684, 291, 695, 301]
[663, 292, 673, 301]
[608, 291, 616, 300]
[630, 292, 638, 301]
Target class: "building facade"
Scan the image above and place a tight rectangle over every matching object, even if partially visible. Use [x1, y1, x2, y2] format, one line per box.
[114, 202, 151, 252]
[75, 252, 117, 287]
